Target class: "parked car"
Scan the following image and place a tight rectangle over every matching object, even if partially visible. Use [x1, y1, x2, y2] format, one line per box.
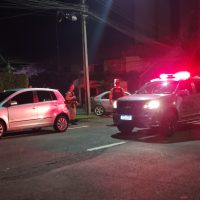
[0, 88, 69, 137]
[114, 71, 200, 136]
[92, 91, 131, 116]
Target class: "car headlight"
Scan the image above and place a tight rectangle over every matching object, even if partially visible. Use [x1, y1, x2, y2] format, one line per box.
[144, 100, 160, 109]
[113, 100, 117, 109]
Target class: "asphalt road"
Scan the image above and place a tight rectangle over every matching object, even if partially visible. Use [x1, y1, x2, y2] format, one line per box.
[0, 117, 200, 200]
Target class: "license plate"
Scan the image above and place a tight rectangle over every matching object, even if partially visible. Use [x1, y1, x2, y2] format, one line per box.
[120, 115, 132, 120]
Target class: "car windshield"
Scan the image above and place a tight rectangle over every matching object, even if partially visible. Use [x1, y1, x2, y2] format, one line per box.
[0, 91, 16, 103]
[137, 81, 178, 94]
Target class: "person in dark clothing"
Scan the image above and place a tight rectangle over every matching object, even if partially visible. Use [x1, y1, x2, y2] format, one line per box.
[65, 84, 78, 125]
[109, 79, 125, 105]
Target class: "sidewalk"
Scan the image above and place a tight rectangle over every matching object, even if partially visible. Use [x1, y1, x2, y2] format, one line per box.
[77, 107, 87, 115]
[76, 107, 97, 120]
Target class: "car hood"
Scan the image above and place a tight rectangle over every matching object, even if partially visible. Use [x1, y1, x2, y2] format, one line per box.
[118, 93, 171, 101]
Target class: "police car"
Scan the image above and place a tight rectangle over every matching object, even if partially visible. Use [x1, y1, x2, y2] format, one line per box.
[113, 71, 200, 136]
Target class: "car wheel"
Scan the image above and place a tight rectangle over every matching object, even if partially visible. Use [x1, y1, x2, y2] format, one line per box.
[117, 124, 134, 133]
[94, 105, 104, 116]
[160, 111, 177, 136]
[0, 121, 6, 138]
[54, 114, 69, 132]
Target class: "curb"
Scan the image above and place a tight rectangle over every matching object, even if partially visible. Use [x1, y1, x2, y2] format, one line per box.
[76, 114, 98, 121]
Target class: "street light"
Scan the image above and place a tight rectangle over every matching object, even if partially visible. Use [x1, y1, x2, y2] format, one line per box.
[57, 11, 78, 23]
[65, 13, 78, 22]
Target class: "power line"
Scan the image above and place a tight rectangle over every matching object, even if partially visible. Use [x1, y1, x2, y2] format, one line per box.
[88, 10, 169, 48]
[0, 0, 170, 48]
[0, 11, 49, 20]
[0, 0, 83, 10]
[93, 0, 160, 43]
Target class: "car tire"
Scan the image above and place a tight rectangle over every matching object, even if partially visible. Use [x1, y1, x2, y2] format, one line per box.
[54, 114, 69, 132]
[117, 124, 134, 133]
[94, 105, 104, 116]
[160, 111, 178, 136]
[0, 121, 6, 138]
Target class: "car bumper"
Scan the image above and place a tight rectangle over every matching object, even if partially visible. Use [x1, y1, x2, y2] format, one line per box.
[113, 109, 162, 128]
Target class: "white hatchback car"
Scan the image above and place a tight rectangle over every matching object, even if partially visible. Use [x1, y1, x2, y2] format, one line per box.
[0, 88, 69, 137]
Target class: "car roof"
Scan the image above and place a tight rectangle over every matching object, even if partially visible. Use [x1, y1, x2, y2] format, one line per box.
[95, 90, 131, 97]
[192, 76, 200, 80]
[150, 76, 200, 83]
[0, 88, 63, 106]
[150, 78, 180, 82]
[5, 88, 58, 92]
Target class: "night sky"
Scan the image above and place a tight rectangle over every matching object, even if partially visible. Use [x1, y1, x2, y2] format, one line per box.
[0, 0, 136, 91]
[0, 8, 82, 63]
[1, 0, 199, 93]
[0, 0, 196, 78]
[0, 0, 133, 67]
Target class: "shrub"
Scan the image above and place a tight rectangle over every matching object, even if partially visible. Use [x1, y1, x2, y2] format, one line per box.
[0, 72, 28, 91]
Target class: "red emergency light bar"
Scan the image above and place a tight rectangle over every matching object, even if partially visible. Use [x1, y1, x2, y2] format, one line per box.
[174, 71, 190, 80]
[160, 74, 173, 79]
[159, 71, 190, 80]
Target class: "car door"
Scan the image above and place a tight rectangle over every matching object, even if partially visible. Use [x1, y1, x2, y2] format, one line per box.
[101, 92, 113, 113]
[191, 78, 200, 117]
[177, 80, 196, 119]
[35, 90, 58, 126]
[8, 91, 37, 130]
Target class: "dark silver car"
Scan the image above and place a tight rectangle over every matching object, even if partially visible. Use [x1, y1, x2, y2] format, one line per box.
[114, 72, 200, 136]
[92, 91, 131, 116]
[0, 88, 69, 137]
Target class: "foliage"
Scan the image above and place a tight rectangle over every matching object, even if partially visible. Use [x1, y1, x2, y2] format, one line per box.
[0, 72, 29, 91]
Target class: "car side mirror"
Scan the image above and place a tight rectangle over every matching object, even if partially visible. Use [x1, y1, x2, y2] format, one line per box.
[3, 100, 17, 108]
[10, 101, 18, 106]
[177, 89, 189, 96]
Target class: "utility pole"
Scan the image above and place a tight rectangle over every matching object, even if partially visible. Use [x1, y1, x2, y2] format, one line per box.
[81, 0, 91, 115]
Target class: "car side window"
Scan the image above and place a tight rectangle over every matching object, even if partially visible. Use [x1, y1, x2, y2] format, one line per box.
[101, 93, 109, 99]
[193, 79, 200, 93]
[37, 91, 54, 102]
[11, 91, 33, 105]
[178, 81, 193, 94]
[50, 91, 57, 100]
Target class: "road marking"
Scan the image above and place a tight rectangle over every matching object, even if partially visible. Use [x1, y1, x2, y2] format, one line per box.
[87, 141, 126, 152]
[139, 135, 158, 140]
[68, 125, 89, 130]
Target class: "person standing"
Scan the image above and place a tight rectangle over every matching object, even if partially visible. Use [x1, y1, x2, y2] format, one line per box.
[109, 79, 126, 125]
[109, 79, 125, 105]
[65, 83, 78, 125]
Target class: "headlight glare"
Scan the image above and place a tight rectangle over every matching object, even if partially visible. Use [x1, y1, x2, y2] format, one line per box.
[144, 100, 160, 109]
[113, 101, 117, 109]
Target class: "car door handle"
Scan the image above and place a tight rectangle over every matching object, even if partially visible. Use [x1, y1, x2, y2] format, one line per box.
[32, 107, 37, 109]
